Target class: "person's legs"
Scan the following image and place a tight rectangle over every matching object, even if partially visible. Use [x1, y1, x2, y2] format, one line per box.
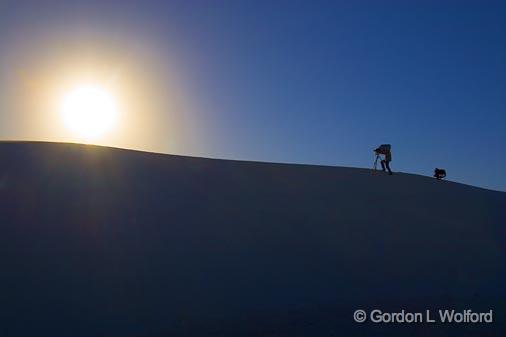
[380, 160, 386, 171]
[385, 160, 392, 175]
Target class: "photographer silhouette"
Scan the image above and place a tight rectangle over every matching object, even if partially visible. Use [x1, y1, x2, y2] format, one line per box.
[374, 144, 393, 175]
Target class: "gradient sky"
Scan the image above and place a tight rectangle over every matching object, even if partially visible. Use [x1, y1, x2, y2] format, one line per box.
[1, 1, 505, 191]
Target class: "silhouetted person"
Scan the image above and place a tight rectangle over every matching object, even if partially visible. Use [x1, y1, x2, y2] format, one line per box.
[374, 144, 393, 175]
[434, 168, 446, 180]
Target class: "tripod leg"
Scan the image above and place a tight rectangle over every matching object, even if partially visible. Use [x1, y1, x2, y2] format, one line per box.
[373, 156, 378, 170]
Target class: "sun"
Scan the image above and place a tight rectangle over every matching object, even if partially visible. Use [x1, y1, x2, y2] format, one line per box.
[61, 85, 118, 141]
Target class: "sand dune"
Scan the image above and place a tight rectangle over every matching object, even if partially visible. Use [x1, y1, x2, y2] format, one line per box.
[1, 142, 504, 337]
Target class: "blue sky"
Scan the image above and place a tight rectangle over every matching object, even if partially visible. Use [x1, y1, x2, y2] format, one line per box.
[1, 1, 505, 190]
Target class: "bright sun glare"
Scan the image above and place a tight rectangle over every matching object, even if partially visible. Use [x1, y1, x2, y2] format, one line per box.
[61, 85, 118, 141]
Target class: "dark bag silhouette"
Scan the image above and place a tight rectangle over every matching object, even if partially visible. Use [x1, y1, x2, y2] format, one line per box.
[434, 168, 446, 180]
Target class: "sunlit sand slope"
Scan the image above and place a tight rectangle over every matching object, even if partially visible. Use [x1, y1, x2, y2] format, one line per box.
[1, 142, 505, 337]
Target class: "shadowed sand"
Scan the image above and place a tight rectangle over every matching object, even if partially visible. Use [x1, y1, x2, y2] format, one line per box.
[1, 142, 505, 337]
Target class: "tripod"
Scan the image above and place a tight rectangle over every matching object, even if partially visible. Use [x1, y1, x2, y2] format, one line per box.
[373, 154, 382, 172]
